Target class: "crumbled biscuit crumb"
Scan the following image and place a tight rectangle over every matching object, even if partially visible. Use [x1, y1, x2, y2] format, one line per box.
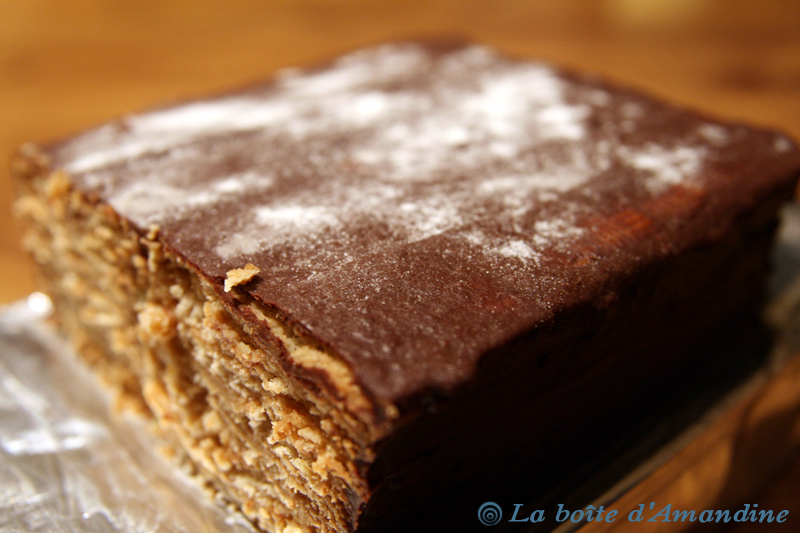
[224, 263, 261, 292]
[137, 303, 176, 341]
[44, 171, 71, 199]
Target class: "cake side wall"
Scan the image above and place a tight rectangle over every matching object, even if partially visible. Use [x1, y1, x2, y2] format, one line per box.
[12, 153, 382, 533]
[357, 184, 793, 533]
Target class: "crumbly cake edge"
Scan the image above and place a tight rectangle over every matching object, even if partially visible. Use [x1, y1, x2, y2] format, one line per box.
[12, 143, 398, 533]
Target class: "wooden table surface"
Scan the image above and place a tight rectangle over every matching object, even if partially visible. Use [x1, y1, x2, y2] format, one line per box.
[1, 1, 800, 530]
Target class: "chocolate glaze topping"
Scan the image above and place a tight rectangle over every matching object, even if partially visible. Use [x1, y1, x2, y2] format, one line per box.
[44, 42, 800, 404]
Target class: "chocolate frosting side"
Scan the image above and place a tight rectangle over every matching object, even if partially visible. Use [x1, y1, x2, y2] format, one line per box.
[41, 41, 800, 404]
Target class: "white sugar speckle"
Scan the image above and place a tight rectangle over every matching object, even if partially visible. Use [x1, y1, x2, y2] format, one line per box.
[281, 44, 429, 97]
[255, 205, 337, 229]
[536, 104, 589, 140]
[214, 177, 245, 193]
[698, 124, 730, 147]
[497, 240, 538, 261]
[620, 102, 644, 119]
[532, 218, 585, 247]
[488, 142, 517, 158]
[775, 136, 793, 153]
[618, 144, 706, 193]
[587, 90, 611, 107]
[109, 181, 215, 225]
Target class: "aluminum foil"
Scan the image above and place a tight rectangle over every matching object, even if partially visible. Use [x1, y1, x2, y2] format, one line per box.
[2, 205, 800, 533]
[0, 296, 254, 533]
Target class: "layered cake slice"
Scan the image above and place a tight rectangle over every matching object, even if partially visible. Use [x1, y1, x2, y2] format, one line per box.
[13, 41, 800, 532]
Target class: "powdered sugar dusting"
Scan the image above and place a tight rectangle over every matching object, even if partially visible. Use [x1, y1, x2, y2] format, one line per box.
[42, 41, 800, 401]
[497, 240, 539, 261]
[56, 42, 717, 272]
[618, 144, 706, 194]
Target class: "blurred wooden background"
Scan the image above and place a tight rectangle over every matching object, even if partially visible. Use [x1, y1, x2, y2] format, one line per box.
[1, 0, 800, 530]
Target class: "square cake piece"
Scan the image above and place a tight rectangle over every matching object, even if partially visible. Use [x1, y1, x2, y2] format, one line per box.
[13, 41, 800, 532]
